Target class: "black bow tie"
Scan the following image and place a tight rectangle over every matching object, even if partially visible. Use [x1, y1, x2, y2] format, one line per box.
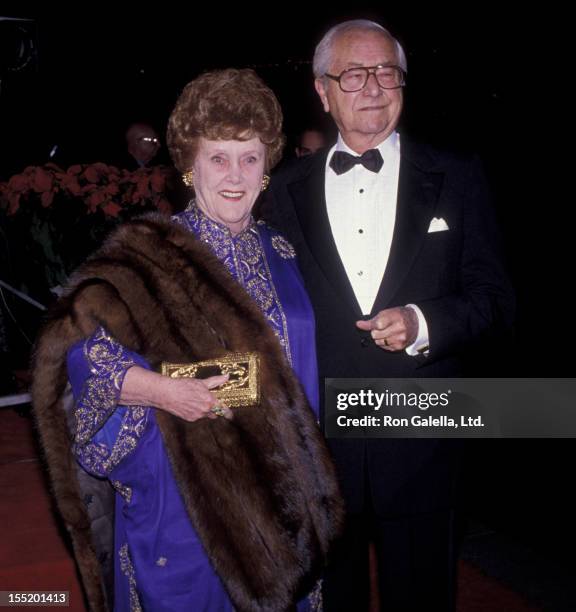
[329, 149, 384, 175]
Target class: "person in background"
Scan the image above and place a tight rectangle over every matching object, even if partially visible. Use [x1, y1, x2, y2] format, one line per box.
[124, 122, 162, 168]
[295, 128, 327, 157]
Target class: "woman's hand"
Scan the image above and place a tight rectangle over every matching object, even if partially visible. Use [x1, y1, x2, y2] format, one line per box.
[121, 366, 231, 422]
[155, 374, 231, 421]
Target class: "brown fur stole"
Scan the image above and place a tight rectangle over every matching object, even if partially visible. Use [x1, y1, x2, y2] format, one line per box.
[32, 214, 344, 612]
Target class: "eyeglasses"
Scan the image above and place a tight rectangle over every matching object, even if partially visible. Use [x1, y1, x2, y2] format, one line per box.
[324, 65, 406, 92]
[138, 136, 160, 144]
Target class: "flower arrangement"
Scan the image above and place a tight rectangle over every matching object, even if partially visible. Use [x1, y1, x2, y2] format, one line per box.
[1, 162, 174, 217]
[0, 163, 177, 291]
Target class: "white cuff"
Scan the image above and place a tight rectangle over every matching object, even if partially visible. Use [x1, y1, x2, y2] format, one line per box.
[405, 304, 429, 356]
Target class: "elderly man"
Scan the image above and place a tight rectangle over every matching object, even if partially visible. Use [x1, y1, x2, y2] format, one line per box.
[268, 19, 514, 612]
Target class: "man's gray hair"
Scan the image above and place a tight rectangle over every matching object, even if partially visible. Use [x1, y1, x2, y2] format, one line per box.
[312, 19, 407, 79]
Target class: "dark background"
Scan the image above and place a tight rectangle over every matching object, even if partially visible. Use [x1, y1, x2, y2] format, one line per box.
[1, 5, 573, 571]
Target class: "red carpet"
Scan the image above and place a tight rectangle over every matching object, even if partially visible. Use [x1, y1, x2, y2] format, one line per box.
[0, 407, 542, 611]
[456, 563, 541, 612]
[0, 408, 86, 611]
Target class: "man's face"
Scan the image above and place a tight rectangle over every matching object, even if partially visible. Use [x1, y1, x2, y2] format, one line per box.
[315, 29, 403, 150]
[296, 130, 326, 157]
[127, 124, 161, 164]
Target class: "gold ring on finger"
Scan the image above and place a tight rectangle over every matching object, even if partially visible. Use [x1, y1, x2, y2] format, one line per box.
[211, 405, 226, 417]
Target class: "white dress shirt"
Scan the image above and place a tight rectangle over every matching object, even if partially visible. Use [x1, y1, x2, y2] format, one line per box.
[325, 132, 429, 355]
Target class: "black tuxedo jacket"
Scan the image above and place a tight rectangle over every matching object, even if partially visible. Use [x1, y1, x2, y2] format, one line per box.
[266, 138, 515, 516]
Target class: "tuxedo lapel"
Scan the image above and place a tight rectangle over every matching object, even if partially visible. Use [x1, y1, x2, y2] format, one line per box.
[371, 141, 444, 313]
[287, 152, 362, 316]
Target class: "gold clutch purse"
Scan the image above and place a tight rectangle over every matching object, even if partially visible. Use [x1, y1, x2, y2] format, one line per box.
[161, 352, 260, 408]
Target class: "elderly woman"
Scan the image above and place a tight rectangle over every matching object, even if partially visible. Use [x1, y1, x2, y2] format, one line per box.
[33, 69, 343, 612]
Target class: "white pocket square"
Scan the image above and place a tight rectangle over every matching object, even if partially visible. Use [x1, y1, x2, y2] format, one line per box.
[427, 217, 449, 233]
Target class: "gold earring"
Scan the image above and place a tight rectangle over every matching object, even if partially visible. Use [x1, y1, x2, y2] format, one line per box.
[182, 170, 194, 188]
[261, 174, 270, 192]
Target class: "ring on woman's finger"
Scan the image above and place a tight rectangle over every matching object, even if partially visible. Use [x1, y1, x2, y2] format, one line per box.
[211, 405, 226, 417]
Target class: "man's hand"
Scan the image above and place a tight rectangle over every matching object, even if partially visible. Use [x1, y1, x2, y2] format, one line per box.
[356, 307, 419, 351]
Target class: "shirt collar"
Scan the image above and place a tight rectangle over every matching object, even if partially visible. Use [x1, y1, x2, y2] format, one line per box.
[335, 131, 399, 159]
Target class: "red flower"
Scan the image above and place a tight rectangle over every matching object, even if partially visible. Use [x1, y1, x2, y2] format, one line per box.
[102, 201, 122, 217]
[61, 174, 82, 196]
[104, 183, 120, 196]
[84, 166, 100, 183]
[41, 191, 55, 207]
[87, 190, 107, 211]
[1, 163, 172, 219]
[91, 162, 111, 173]
[132, 174, 151, 201]
[157, 197, 173, 215]
[7, 174, 29, 191]
[150, 168, 167, 192]
[31, 168, 54, 193]
[8, 193, 21, 215]
[107, 166, 122, 181]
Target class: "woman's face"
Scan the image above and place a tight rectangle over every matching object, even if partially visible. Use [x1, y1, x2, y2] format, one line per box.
[192, 136, 266, 235]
